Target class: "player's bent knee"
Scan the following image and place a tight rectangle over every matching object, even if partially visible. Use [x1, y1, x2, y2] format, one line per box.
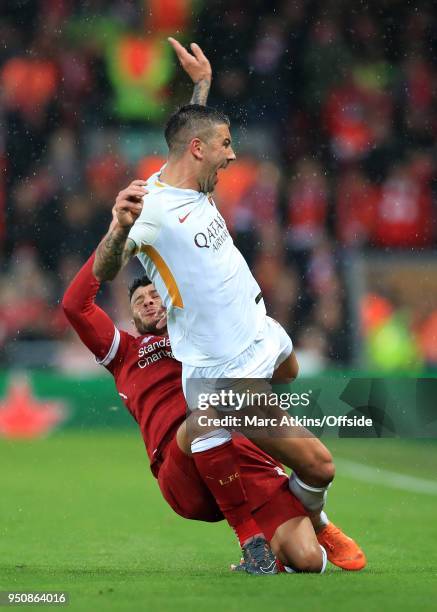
[281, 543, 324, 573]
[295, 548, 324, 573]
[303, 462, 335, 488]
[300, 447, 335, 487]
[318, 458, 335, 485]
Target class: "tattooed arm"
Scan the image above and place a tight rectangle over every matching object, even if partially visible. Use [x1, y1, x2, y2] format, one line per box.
[94, 40, 212, 282]
[93, 180, 147, 282]
[168, 37, 212, 106]
[190, 78, 211, 105]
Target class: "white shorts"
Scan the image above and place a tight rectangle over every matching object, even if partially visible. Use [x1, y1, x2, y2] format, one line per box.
[182, 316, 293, 409]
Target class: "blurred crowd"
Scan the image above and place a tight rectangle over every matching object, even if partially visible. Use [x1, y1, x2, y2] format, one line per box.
[1, 0, 437, 373]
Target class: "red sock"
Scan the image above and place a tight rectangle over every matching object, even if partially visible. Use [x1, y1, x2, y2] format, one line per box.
[234, 519, 262, 547]
[192, 440, 261, 546]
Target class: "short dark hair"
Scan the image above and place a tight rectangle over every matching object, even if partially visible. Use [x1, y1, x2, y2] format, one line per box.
[164, 104, 230, 155]
[128, 275, 152, 301]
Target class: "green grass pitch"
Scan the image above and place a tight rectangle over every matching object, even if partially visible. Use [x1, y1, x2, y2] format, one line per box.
[1, 432, 437, 611]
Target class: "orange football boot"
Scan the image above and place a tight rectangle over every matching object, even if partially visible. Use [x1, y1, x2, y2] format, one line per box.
[317, 522, 366, 571]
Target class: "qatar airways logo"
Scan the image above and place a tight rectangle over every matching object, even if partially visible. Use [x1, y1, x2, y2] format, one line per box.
[194, 212, 230, 252]
[138, 337, 173, 368]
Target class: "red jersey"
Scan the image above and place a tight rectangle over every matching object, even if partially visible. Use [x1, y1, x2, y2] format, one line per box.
[62, 254, 186, 476]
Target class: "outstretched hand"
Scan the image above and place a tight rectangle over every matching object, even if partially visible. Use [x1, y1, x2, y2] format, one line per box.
[168, 37, 212, 84]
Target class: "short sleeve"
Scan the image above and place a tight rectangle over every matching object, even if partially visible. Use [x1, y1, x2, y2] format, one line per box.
[128, 194, 163, 248]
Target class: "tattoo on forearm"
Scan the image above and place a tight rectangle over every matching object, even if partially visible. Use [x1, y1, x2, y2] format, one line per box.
[93, 228, 132, 281]
[190, 79, 211, 106]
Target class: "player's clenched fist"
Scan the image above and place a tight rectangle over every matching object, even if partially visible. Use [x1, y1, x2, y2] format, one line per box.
[114, 179, 148, 229]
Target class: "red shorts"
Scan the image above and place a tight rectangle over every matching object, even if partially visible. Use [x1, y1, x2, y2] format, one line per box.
[157, 435, 307, 542]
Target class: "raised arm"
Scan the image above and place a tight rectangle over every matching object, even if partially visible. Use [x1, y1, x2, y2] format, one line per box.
[93, 181, 146, 282]
[168, 37, 212, 105]
[93, 40, 212, 283]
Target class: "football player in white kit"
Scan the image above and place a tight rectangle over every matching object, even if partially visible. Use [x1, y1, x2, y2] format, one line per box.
[93, 38, 366, 575]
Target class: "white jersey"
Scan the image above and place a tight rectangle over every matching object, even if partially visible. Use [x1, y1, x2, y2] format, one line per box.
[128, 171, 266, 367]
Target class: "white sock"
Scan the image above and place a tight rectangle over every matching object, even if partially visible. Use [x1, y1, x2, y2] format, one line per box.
[289, 472, 330, 512]
[319, 510, 329, 528]
[320, 544, 328, 572]
[191, 428, 232, 453]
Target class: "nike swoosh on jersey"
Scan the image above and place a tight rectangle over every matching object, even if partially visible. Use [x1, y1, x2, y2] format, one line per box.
[178, 211, 192, 223]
